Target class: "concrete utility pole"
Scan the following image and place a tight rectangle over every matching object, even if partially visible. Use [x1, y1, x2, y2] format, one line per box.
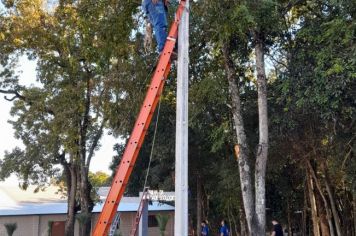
[138, 198, 148, 236]
[175, 0, 189, 236]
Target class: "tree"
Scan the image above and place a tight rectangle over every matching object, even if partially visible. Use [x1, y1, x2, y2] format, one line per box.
[196, 0, 275, 234]
[270, 0, 356, 234]
[89, 171, 110, 187]
[0, 1, 138, 235]
[155, 214, 170, 236]
[89, 171, 110, 203]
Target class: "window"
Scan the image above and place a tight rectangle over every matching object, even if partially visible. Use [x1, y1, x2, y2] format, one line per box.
[148, 215, 158, 227]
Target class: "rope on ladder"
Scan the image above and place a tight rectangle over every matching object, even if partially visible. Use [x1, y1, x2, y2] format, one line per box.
[142, 96, 162, 192]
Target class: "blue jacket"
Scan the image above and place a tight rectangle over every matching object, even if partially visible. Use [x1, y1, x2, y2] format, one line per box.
[201, 225, 209, 236]
[219, 225, 229, 236]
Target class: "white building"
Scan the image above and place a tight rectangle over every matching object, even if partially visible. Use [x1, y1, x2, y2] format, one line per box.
[0, 186, 174, 236]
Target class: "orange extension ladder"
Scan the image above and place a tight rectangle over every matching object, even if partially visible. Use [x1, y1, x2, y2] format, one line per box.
[92, 1, 187, 235]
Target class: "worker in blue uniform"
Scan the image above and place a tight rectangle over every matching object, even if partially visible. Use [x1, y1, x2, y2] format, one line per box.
[201, 221, 209, 236]
[142, 0, 169, 53]
[219, 220, 229, 236]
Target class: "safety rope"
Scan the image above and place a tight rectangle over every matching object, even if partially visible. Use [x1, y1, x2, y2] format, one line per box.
[142, 96, 162, 193]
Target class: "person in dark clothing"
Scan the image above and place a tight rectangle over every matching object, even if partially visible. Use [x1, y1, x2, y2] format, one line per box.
[201, 220, 209, 236]
[271, 220, 284, 236]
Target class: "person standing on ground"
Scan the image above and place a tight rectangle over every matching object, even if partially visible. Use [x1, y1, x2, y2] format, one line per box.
[142, 0, 169, 53]
[219, 220, 229, 236]
[271, 220, 284, 236]
[201, 220, 209, 236]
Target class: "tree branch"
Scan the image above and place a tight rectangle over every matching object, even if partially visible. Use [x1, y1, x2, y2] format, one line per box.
[57, 151, 68, 166]
[266, 52, 288, 70]
[0, 89, 55, 115]
[79, 76, 92, 167]
[0, 89, 26, 101]
[86, 119, 106, 167]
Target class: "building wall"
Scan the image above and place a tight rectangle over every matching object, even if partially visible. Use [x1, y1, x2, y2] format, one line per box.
[92, 211, 174, 236]
[38, 214, 80, 236]
[0, 214, 81, 236]
[0, 211, 174, 236]
[120, 211, 174, 236]
[118, 211, 135, 235]
[0, 215, 39, 236]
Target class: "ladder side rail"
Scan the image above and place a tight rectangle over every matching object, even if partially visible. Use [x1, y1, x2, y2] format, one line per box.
[108, 213, 120, 236]
[129, 190, 149, 236]
[93, 2, 186, 235]
[131, 197, 145, 234]
[129, 201, 144, 236]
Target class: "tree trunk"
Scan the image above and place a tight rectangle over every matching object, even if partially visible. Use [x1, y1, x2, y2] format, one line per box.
[317, 193, 330, 236]
[223, 35, 269, 235]
[79, 166, 93, 236]
[302, 183, 307, 236]
[306, 168, 320, 236]
[222, 42, 254, 234]
[302, 211, 306, 236]
[228, 201, 239, 236]
[353, 194, 356, 236]
[240, 206, 248, 236]
[342, 191, 354, 236]
[306, 159, 335, 236]
[254, 33, 269, 236]
[287, 199, 292, 236]
[322, 166, 342, 236]
[197, 175, 202, 236]
[76, 76, 94, 236]
[65, 165, 77, 236]
[320, 214, 330, 236]
[227, 206, 233, 236]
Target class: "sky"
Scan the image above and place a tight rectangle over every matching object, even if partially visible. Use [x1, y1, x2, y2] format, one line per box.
[0, 57, 118, 185]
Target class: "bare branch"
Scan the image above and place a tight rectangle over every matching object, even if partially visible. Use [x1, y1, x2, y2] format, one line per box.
[4, 95, 19, 101]
[266, 53, 288, 69]
[0, 88, 56, 116]
[0, 89, 26, 101]
[57, 151, 67, 166]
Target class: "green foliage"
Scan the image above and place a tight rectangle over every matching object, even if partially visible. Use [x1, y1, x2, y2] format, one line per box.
[89, 171, 110, 187]
[4, 223, 17, 236]
[47, 221, 53, 236]
[0, 1, 142, 234]
[0, 0, 140, 187]
[267, 0, 356, 231]
[155, 214, 170, 236]
[76, 212, 92, 226]
[88, 171, 110, 203]
[0, 0, 355, 234]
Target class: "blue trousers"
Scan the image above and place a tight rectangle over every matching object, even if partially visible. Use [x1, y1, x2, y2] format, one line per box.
[143, 0, 168, 52]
